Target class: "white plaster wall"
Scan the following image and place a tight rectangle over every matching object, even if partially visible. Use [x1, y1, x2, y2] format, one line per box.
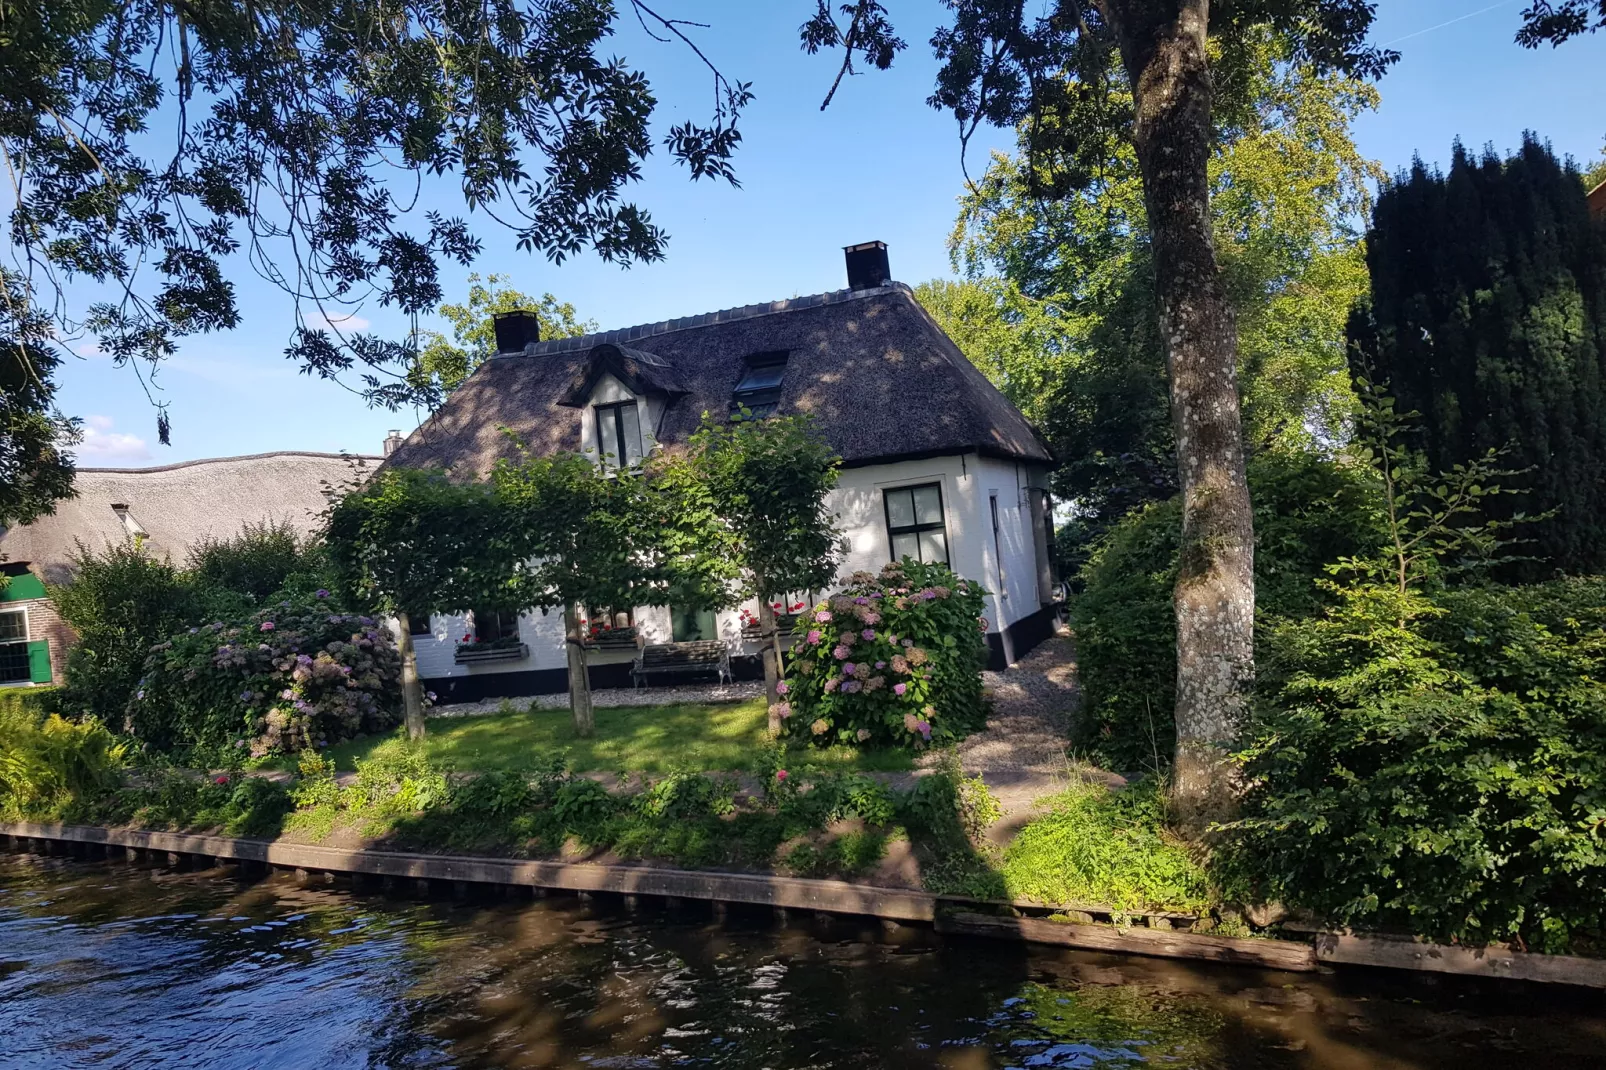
[407, 450, 1052, 681]
[970, 455, 1048, 632]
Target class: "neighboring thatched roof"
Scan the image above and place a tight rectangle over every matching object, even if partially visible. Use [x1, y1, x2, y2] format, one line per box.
[384, 282, 1051, 475]
[0, 452, 378, 583]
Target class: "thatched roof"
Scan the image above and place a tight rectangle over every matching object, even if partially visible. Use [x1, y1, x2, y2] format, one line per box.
[384, 282, 1051, 475]
[0, 452, 378, 583]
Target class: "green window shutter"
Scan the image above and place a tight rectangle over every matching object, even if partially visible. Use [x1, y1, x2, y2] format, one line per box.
[0, 573, 47, 602]
[27, 640, 51, 684]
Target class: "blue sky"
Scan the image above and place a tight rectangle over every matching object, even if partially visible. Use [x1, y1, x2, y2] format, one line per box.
[54, 1, 1606, 467]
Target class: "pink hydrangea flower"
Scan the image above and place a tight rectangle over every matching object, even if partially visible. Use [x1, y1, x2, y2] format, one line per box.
[776, 681, 789, 695]
[894, 682, 907, 696]
[260, 621, 275, 631]
[775, 769, 789, 782]
[806, 629, 823, 645]
[824, 678, 839, 692]
[816, 610, 833, 623]
[832, 645, 851, 660]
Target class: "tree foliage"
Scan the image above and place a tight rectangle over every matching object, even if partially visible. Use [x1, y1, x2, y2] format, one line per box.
[0, 272, 77, 526]
[925, 34, 1382, 528]
[1, 0, 749, 431]
[1348, 136, 1606, 576]
[416, 274, 594, 397]
[685, 410, 843, 723]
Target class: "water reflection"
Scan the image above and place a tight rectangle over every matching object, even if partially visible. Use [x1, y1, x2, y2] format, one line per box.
[1, 852, 1602, 1069]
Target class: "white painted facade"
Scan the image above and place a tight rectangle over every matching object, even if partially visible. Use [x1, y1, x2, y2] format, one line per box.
[410, 376, 1055, 694]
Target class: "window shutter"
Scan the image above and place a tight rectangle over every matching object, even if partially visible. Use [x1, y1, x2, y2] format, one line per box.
[27, 640, 51, 684]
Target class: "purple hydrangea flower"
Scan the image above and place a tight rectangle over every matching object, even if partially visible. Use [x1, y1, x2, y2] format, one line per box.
[862, 628, 875, 641]
[841, 662, 856, 676]
[875, 661, 887, 670]
[315, 589, 330, 599]
[855, 596, 869, 605]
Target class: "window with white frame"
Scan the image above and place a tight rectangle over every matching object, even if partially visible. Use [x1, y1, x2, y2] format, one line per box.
[595, 400, 644, 469]
[884, 482, 949, 565]
[0, 608, 29, 683]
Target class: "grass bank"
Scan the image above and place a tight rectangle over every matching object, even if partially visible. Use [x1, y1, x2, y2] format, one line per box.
[289, 698, 914, 775]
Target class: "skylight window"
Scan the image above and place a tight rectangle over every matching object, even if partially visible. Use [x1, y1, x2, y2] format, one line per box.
[731, 351, 789, 417]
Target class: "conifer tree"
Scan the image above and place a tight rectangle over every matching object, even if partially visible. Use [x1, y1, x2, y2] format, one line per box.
[1349, 135, 1606, 576]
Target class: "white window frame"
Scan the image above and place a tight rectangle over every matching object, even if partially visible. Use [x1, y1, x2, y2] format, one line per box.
[0, 605, 32, 686]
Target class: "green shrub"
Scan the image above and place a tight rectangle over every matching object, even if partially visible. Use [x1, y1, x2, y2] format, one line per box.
[129, 599, 402, 758]
[0, 685, 58, 720]
[1000, 779, 1211, 913]
[348, 738, 449, 813]
[1071, 451, 1384, 771]
[52, 540, 198, 724]
[781, 559, 988, 748]
[1220, 576, 1606, 952]
[118, 769, 294, 837]
[0, 706, 128, 819]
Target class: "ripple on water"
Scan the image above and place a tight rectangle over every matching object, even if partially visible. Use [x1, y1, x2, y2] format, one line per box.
[1, 852, 1604, 1069]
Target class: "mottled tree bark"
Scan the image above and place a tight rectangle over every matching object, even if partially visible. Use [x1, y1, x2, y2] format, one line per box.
[1106, 0, 1256, 828]
[563, 604, 595, 738]
[394, 610, 427, 741]
[758, 597, 783, 735]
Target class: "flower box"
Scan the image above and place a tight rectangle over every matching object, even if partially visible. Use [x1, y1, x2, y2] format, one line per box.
[454, 641, 529, 665]
[586, 627, 639, 651]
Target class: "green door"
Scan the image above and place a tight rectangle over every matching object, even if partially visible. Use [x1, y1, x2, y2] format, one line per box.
[671, 606, 717, 642]
[27, 640, 51, 683]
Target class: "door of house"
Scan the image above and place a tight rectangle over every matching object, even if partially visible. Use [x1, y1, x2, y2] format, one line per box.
[671, 606, 718, 642]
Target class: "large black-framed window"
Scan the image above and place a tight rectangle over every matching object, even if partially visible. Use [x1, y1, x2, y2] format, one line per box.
[469, 608, 519, 644]
[884, 482, 949, 565]
[0, 608, 29, 683]
[595, 400, 644, 469]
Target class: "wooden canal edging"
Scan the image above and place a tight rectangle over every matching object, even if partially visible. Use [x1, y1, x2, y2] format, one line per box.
[6, 821, 1606, 988]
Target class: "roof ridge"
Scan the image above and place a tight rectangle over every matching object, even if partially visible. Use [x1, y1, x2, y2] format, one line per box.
[497, 282, 912, 359]
[79, 450, 384, 475]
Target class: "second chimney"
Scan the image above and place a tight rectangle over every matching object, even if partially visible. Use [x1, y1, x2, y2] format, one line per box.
[383, 430, 404, 457]
[493, 309, 542, 353]
[844, 241, 890, 291]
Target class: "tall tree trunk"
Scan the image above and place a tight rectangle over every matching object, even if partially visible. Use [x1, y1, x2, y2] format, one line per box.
[758, 597, 783, 735]
[563, 604, 595, 737]
[394, 610, 426, 741]
[1110, 0, 1256, 829]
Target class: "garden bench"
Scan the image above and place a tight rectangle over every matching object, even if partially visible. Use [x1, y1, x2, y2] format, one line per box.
[631, 640, 732, 688]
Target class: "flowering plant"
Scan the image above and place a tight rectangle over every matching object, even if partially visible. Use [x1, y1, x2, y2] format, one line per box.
[130, 600, 404, 757]
[781, 559, 987, 748]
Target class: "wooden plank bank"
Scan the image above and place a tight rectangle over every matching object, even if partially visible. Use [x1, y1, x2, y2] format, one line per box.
[6, 822, 1605, 988]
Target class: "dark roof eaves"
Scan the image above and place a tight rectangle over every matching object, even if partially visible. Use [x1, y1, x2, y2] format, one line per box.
[838, 443, 1051, 470]
[492, 283, 912, 360]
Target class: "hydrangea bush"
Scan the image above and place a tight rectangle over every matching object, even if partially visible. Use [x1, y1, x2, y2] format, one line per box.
[778, 560, 988, 748]
[129, 596, 404, 757]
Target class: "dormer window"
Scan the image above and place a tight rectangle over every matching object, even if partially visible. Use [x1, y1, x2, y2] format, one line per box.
[110, 503, 146, 539]
[595, 400, 643, 470]
[731, 351, 789, 418]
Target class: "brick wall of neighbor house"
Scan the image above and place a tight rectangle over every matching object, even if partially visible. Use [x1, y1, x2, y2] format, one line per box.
[14, 597, 75, 686]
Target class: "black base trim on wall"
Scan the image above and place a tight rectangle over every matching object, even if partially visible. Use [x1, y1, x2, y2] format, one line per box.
[422, 654, 763, 705]
[984, 604, 1059, 671]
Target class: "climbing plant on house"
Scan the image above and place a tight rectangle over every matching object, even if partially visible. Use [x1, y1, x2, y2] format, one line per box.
[685, 411, 843, 733]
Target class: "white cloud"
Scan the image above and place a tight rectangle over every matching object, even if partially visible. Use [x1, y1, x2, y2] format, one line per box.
[75, 415, 152, 463]
[301, 308, 371, 334]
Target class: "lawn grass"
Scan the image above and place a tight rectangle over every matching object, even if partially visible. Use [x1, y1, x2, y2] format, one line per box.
[293, 698, 915, 775]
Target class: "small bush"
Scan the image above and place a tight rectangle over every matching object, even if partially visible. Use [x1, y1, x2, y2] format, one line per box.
[0, 706, 127, 819]
[781, 559, 988, 748]
[129, 599, 402, 758]
[53, 541, 198, 725]
[119, 769, 294, 838]
[0, 685, 58, 720]
[1220, 576, 1606, 952]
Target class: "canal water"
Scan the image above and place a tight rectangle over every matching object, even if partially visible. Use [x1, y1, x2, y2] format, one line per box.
[1, 852, 1602, 1069]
